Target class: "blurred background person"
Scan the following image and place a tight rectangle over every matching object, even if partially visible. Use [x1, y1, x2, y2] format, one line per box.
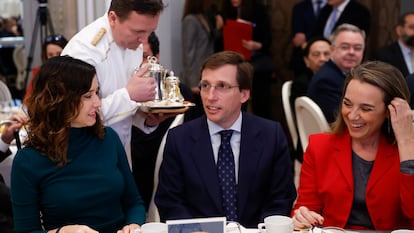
[373, 12, 414, 77]
[219, 0, 273, 119]
[290, 36, 331, 162]
[24, 34, 68, 100]
[293, 61, 414, 230]
[11, 56, 145, 233]
[307, 24, 365, 123]
[405, 72, 414, 109]
[181, 0, 222, 118]
[289, 0, 327, 76]
[0, 16, 21, 37]
[290, 37, 331, 110]
[313, 0, 370, 39]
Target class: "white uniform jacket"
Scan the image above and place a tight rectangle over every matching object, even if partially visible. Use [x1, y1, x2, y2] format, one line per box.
[62, 15, 153, 166]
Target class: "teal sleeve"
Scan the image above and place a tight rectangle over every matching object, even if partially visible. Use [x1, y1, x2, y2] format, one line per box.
[11, 149, 48, 233]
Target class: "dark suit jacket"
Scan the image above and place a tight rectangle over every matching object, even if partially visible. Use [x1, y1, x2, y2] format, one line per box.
[307, 60, 346, 123]
[405, 73, 414, 109]
[155, 113, 297, 228]
[290, 0, 319, 74]
[373, 41, 410, 77]
[313, 0, 370, 37]
[292, 0, 319, 39]
[294, 132, 414, 230]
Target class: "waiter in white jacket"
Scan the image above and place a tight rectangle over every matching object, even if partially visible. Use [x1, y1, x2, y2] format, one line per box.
[62, 0, 167, 167]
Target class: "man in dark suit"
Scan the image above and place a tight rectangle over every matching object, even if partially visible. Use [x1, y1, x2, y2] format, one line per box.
[290, 0, 327, 74]
[0, 114, 26, 233]
[155, 51, 297, 228]
[373, 12, 414, 77]
[307, 24, 365, 123]
[313, 0, 370, 38]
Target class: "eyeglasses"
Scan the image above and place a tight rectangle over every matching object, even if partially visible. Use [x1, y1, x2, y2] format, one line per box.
[333, 43, 364, 52]
[199, 81, 239, 94]
[45, 34, 64, 44]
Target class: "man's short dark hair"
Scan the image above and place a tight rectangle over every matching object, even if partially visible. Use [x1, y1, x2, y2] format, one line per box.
[398, 11, 414, 27]
[201, 51, 253, 91]
[109, 0, 165, 21]
[148, 32, 160, 56]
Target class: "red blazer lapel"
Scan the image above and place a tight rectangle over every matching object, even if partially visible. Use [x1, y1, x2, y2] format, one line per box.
[333, 132, 354, 189]
[367, 136, 397, 191]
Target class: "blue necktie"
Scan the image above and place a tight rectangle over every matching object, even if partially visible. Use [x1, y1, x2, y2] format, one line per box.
[217, 130, 238, 221]
[324, 8, 338, 37]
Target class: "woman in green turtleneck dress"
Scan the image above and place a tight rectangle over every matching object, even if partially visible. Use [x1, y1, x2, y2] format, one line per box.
[11, 56, 145, 233]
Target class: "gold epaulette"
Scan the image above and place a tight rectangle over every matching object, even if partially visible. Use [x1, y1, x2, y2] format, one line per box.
[91, 28, 106, 46]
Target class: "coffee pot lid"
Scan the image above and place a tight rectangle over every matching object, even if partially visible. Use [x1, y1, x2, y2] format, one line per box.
[146, 56, 164, 71]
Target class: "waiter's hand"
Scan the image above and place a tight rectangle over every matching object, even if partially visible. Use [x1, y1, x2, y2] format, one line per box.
[126, 66, 156, 102]
[1, 114, 27, 144]
[138, 111, 177, 127]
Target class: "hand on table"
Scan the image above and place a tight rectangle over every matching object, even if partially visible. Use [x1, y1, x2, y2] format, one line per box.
[52, 225, 98, 233]
[117, 223, 140, 233]
[292, 206, 324, 230]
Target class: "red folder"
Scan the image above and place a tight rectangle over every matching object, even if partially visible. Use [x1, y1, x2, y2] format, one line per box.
[223, 19, 253, 60]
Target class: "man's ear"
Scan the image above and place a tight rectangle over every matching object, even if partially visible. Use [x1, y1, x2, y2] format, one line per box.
[395, 25, 402, 38]
[240, 89, 250, 104]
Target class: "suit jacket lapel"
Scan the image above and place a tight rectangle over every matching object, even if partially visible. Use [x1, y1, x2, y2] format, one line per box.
[191, 117, 223, 211]
[237, 114, 263, 216]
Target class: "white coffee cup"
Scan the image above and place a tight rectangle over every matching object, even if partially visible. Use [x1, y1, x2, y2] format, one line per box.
[138, 222, 167, 233]
[391, 230, 414, 233]
[257, 215, 293, 233]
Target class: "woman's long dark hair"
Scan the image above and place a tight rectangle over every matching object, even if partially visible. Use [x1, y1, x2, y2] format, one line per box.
[25, 56, 104, 167]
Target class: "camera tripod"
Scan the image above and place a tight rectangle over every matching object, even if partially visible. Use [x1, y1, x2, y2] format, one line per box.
[24, 0, 55, 90]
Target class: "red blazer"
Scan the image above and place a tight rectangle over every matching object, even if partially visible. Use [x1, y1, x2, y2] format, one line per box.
[293, 132, 414, 230]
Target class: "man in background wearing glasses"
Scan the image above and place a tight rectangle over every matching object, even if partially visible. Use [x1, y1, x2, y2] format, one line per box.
[307, 23, 365, 123]
[155, 51, 297, 228]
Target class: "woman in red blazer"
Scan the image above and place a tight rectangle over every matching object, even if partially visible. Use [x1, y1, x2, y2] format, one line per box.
[293, 61, 414, 231]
